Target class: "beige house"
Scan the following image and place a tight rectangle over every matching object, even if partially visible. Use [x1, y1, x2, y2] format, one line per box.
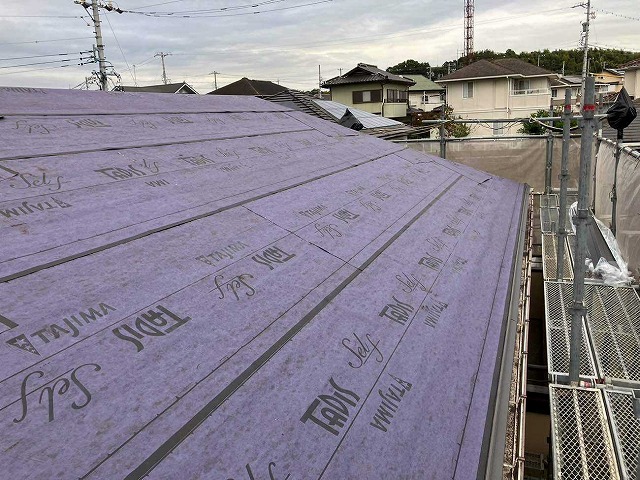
[321, 63, 415, 119]
[436, 59, 559, 136]
[593, 69, 624, 94]
[402, 74, 444, 112]
[620, 58, 640, 99]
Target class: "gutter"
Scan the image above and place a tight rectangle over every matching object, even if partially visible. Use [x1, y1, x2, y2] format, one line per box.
[479, 186, 530, 480]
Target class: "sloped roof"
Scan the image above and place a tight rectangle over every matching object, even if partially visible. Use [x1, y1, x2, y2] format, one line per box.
[438, 58, 557, 82]
[322, 63, 415, 87]
[115, 82, 198, 94]
[208, 77, 287, 96]
[261, 89, 414, 138]
[402, 74, 444, 92]
[0, 86, 526, 480]
[619, 58, 640, 70]
[313, 98, 405, 129]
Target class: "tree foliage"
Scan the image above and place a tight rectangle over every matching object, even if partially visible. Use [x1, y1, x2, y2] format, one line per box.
[386, 59, 430, 76]
[518, 109, 579, 135]
[388, 48, 640, 80]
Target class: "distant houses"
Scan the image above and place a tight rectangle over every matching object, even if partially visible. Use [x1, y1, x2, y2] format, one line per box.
[436, 58, 559, 136]
[321, 63, 415, 119]
[113, 82, 198, 94]
[620, 58, 640, 99]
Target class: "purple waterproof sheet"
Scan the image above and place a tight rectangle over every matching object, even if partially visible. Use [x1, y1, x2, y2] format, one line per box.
[0, 88, 526, 480]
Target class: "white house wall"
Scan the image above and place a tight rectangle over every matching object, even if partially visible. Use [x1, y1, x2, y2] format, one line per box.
[445, 77, 553, 136]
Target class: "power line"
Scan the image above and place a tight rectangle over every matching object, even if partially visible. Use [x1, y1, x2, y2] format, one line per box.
[0, 51, 92, 62]
[592, 8, 640, 22]
[0, 62, 87, 76]
[103, 10, 135, 83]
[122, 0, 333, 18]
[136, 0, 288, 14]
[0, 56, 94, 70]
[0, 15, 83, 18]
[0, 36, 93, 47]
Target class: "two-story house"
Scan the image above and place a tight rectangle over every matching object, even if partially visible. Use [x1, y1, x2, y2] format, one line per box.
[436, 59, 559, 136]
[620, 58, 640, 99]
[402, 74, 444, 112]
[321, 63, 415, 119]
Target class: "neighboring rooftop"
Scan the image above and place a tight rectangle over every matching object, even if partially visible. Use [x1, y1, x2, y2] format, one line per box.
[113, 82, 198, 94]
[619, 58, 640, 70]
[402, 74, 444, 92]
[262, 89, 416, 139]
[207, 77, 287, 96]
[437, 58, 557, 82]
[322, 63, 415, 87]
[0, 86, 526, 479]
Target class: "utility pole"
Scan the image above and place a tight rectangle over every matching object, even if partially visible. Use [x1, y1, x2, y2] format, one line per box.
[155, 52, 171, 85]
[75, 1, 123, 90]
[91, 0, 107, 90]
[75, 0, 107, 90]
[318, 65, 322, 99]
[211, 71, 219, 90]
[579, 0, 592, 105]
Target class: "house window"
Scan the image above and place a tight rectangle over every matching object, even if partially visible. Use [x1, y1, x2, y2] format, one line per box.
[513, 79, 531, 95]
[551, 89, 558, 98]
[463, 81, 474, 98]
[422, 92, 429, 103]
[352, 89, 382, 104]
[386, 89, 407, 103]
[493, 121, 505, 136]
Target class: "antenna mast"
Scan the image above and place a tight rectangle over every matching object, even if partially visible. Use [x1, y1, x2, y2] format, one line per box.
[464, 0, 474, 64]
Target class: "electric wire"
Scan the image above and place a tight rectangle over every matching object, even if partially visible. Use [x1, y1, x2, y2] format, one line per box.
[122, 0, 333, 18]
[0, 51, 92, 62]
[0, 36, 93, 47]
[103, 10, 135, 83]
[0, 56, 94, 70]
[136, 0, 288, 14]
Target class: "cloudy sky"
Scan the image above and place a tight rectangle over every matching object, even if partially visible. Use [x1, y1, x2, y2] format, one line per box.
[0, 0, 638, 92]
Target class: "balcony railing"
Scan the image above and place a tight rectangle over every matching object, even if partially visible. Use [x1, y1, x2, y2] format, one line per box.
[511, 88, 550, 96]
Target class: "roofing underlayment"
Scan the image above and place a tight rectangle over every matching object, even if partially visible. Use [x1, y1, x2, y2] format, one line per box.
[0, 87, 527, 479]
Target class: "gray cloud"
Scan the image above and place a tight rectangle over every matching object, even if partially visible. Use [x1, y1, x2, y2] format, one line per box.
[0, 0, 638, 91]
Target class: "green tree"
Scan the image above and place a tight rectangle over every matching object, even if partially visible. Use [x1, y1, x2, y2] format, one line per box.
[518, 109, 578, 135]
[387, 59, 431, 76]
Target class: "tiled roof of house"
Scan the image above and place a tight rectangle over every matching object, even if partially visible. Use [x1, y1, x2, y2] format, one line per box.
[619, 58, 640, 70]
[114, 82, 198, 94]
[207, 77, 287, 96]
[438, 58, 557, 82]
[0, 86, 526, 480]
[261, 89, 415, 138]
[322, 63, 415, 87]
[402, 75, 444, 92]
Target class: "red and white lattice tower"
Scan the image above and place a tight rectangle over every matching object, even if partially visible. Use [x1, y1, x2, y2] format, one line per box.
[464, 0, 474, 64]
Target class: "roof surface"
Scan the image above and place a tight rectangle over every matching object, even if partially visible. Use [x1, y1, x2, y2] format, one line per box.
[262, 89, 414, 138]
[619, 58, 640, 70]
[0, 86, 526, 480]
[208, 77, 287, 96]
[115, 82, 198, 94]
[322, 63, 415, 87]
[402, 74, 444, 92]
[438, 58, 557, 82]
